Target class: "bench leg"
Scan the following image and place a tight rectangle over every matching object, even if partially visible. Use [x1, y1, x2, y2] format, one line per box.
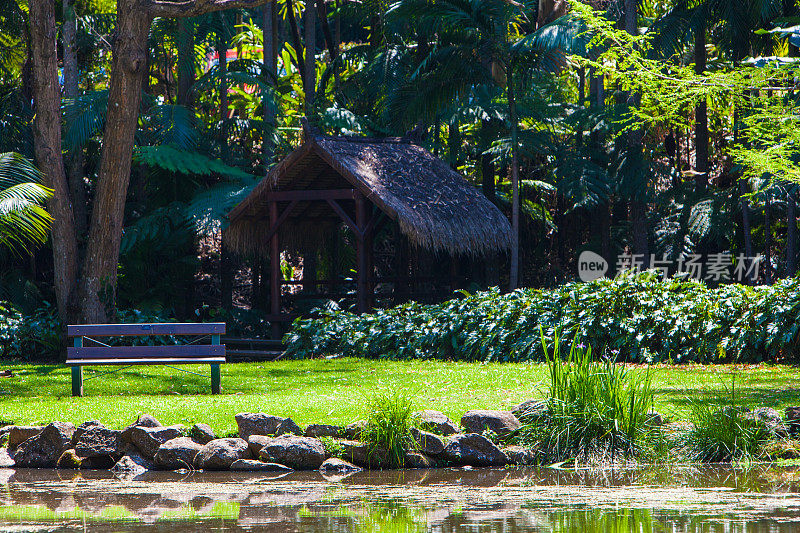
[210, 364, 221, 394]
[71, 366, 83, 397]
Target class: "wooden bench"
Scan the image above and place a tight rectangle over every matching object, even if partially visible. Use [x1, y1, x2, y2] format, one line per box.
[66, 323, 226, 397]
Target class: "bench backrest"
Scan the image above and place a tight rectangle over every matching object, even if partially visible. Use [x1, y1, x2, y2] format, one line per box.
[67, 323, 225, 337]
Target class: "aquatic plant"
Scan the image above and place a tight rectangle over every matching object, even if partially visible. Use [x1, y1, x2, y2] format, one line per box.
[517, 330, 657, 463]
[361, 392, 416, 468]
[679, 376, 773, 462]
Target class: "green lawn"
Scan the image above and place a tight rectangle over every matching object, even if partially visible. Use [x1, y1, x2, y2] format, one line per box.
[1, 359, 799, 436]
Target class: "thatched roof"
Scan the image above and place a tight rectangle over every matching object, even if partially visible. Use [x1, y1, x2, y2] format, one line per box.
[226, 133, 511, 257]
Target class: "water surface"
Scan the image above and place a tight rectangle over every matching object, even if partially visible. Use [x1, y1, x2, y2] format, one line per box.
[2, 465, 800, 531]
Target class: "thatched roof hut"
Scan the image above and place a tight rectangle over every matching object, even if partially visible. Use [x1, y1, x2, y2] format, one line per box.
[227, 134, 511, 256]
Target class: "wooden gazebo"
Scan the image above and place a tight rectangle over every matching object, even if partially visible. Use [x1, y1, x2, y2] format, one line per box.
[226, 130, 511, 336]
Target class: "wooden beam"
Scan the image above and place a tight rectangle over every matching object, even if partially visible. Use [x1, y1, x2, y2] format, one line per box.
[262, 199, 298, 244]
[326, 198, 361, 237]
[356, 193, 368, 314]
[265, 188, 356, 202]
[269, 200, 281, 339]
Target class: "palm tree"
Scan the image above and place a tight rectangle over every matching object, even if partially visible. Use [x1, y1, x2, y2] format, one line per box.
[385, 0, 567, 288]
[0, 152, 51, 255]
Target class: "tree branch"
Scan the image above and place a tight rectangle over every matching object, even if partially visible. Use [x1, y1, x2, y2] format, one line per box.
[146, 0, 271, 18]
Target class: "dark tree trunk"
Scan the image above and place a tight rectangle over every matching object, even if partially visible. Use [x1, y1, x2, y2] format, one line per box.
[694, 27, 709, 192]
[789, 191, 797, 277]
[508, 66, 520, 289]
[177, 19, 195, 106]
[29, 0, 80, 322]
[263, 3, 277, 165]
[220, 237, 233, 310]
[303, 1, 316, 112]
[625, 0, 649, 267]
[765, 191, 772, 284]
[62, 0, 87, 238]
[739, 180, 754, 283]
[448, 122, 460, 170]
[218, 31, 230, 162]
[286, 0, 304, 75]
[481, 152, 495, 203]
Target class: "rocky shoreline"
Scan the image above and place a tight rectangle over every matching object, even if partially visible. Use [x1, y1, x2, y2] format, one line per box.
[0, 408, 536, 476]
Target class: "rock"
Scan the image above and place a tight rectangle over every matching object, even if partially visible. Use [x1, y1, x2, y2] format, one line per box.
[153, 437, 202, 470]
[319, 457, 362, 473]
[247, 435, 274, 456]
[305, 424, 344, 438]
[0, 448, 14, 468]
[7, 426, 44, 449]
[744, 407, 789, 437]
[461, 410, 521, 438]
[129, 425, 184, 458]
[188, 423, 216, 445]
[511, 400, 549, 423]
[277, 418, 303, 436]
[74, 427, 122, 458]
[503, 445, 538, 466]
[230, 459, 293, 472]
[344, 420, 367, 440]
[71, 421, 105, 445]
[442, 434, 508, 467]
[415, 411, 459, 436]
[339, 439, 388, 469]
[193, 438, 250, 470]
[13, 422, 75, 468]
[235, 413, 302, 440]
[410, 427, 445, 456]
[119, 414, 162, 444]
[645, 411, 664, 426]
[56, 449, 115, 470]
[259, 435, 326, 470]
[787, 406, 800, 435]
[404, 452, 436, 469]
[112, 452, 154, 477]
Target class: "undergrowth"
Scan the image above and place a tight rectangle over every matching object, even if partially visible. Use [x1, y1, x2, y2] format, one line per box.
[361, 392, 416, 468]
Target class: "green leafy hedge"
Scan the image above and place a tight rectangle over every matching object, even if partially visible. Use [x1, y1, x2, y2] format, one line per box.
[285, 272, 800, 363]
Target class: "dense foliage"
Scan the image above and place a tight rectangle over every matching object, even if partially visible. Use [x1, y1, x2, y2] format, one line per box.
[286, 272, 800, 364]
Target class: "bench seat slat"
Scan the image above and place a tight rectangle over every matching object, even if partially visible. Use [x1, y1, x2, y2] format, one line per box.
[66, 358, 226, 366]
[67, 323, 225, 337]
[67, 345, 224, 359]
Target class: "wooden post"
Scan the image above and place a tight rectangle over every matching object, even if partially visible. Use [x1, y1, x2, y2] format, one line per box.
[355, 193, 368, 314]
[71, 336, 83, 397]
[211, 333, 221, 394]
[269, 200, 282, 339]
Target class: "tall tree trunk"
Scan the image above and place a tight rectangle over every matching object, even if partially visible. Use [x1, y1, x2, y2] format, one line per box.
[447, 122, 460, 170]
[625, 0, 649, 267]
[286, 0, 304, 75]
[303, 1, 316, 113]
[29, 0, 80, 322]
[78, 1, 153, 322]
[218, 31, 230, 162]
[694, 27, 708, 192]
[788, 190, 797, 277]
[316, 0, 337, 86]
[177, 19, 195, 106]
[739, 179, 754, 283]
[765, 190, 772, 284]
[62, 0, 87, 238]
[508, 66, 520, 289]
[263, 3, 277, 165]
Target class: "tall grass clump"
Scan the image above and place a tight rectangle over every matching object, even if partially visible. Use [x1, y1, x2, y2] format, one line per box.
[361, 392, 416, 468]
[679, 377, 772, 462]
[518, 331, 657, 463]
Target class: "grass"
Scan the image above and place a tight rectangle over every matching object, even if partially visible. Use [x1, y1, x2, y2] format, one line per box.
[1, 358, 800, 436]
[516, 333, 656, 462]
[362, 392, 416, 467]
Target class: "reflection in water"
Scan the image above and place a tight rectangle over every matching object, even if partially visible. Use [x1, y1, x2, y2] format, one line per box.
[1, 465, 800, 532]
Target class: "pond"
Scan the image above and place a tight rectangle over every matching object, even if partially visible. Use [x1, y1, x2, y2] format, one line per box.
[2, 465, 800, 531]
